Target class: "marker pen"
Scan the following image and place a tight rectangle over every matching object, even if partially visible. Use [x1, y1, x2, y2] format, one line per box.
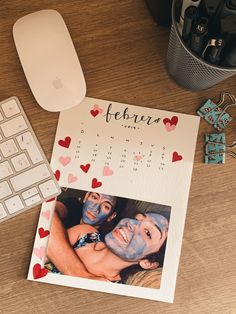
[222, 41, 236, 67]
[190, 17, 208, 55]
[179, 0, 201, 34]
[182, 6, 198, 41]
[208, 39, 225, 65]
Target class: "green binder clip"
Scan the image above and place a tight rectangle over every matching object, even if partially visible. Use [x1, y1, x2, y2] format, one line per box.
[205, 133, 236, 164]
[197, 92, 236, 131]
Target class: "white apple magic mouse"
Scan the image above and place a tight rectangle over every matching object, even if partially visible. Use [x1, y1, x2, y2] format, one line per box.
[13, 9, 86, 112]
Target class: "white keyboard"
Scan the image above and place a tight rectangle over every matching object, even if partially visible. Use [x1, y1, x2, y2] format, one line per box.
[0, 96, 61, 222]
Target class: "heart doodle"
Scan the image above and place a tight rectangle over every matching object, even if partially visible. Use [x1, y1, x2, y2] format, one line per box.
[90, 109, 99, 117]
[46, 197, 56, 203]
[58, 136, 71, 148]
[54, 170, 61, 181]
[33, 263, 48, 279]
[42, 210, 50, 220]
[59, 156, 71, 166]
[165, 123, 176, 132]
[93, 104, 103, 114]
[38, 227, 50, 238]
[172, 151, 183, 162]
[103, 166, 113, 176]
[80, 163, 90, 173]
[163, 116, 178, 132]
[33, 246, 46, 260]
[134, 155, 142, 161]
[68, 173, 78, 183]
[163, 116, 178, 126]
[92, 178, 102, 188]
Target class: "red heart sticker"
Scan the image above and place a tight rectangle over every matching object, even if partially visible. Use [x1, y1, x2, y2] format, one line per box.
[33, 263, 48, 279]
[90, 109, 99, 117]
[54, 170, 61, 181]
[58, 136, 71, 148]
[92, 178, 102, 188]
[46, 197, 56, 203]
[80, 163, 90, 173]
[172, 151, 183, 162]
[163, 116, 178, 126]
[38, 227, 50, 238]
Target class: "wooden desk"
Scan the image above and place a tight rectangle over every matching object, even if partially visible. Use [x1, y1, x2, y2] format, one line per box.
[0, 1, 236, 313]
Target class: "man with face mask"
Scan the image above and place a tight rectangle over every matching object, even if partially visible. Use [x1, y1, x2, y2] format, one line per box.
[47, 191, 117, 280]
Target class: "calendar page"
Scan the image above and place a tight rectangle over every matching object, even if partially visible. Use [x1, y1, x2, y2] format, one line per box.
[28, 97, 199, 303]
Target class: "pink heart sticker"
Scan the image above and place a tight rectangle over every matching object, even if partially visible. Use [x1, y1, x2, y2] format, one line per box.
[33, 246, 46, 260]
[59, 156, 71, 166]
[172, 151, 183, 162]
[103, 166, 114, 176]
[93, 104, 103, 114]
[134, 155, 142, 161]
[165, 122, 176, 132]
[33, 263, 48, 279]
[68, 173, 78, 183]
[42, 210, 50, 220]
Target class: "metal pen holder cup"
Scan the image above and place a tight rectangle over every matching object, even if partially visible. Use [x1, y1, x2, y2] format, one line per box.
[166, 0, 236, 91]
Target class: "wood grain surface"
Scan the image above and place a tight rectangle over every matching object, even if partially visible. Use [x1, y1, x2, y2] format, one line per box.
[0, 1, 236, 313]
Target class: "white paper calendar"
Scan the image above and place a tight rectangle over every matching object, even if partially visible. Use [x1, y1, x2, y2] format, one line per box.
[28, 97, 199, 303]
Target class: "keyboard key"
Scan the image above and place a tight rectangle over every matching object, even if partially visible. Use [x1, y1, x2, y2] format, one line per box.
[11, 153, 30, 172]
[10, 164, 51, 192]
[5, 195, 24, 214]
[0, 161, 13, 180]
[25, 194, 41, 206]
[0, 204, 7, 219]
[0, 139, 18, 157]
[0, 181, 12, 199]
[39, 180, 58, 198]
[16, 132, 43, 164]
[0, 112, 3, 121]
[22, 187, 38, 200]
[1, 99, 20, 118]
[0, 115, 28, 137]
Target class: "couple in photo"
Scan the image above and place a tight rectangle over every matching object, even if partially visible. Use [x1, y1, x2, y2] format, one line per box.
[46, 191, 169, 284]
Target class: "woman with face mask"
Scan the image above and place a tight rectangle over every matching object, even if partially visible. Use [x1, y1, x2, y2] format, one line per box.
[47, 211, 168, 282]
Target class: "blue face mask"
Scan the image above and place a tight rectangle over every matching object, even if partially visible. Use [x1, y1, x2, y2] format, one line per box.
[105, 213, 168, 262]
[105, 218, 147, 261]
[82, 200, 111, 226]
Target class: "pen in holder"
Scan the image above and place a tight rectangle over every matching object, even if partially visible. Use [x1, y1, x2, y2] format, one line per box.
[166, 0, 236, 91]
